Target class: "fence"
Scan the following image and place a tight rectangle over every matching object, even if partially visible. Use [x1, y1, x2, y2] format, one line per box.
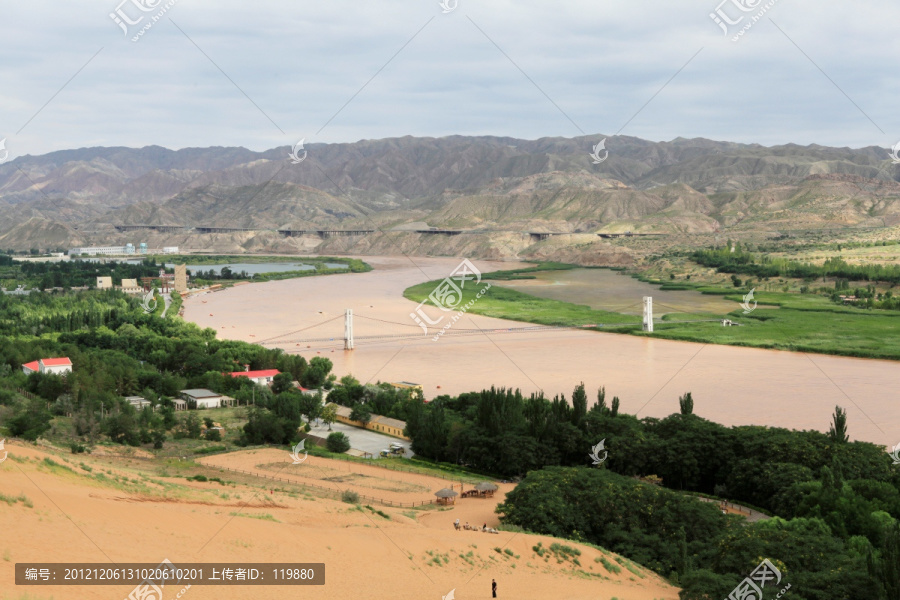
[208, 464, 435, 508]
[312, 449, 485, 483]
[696, 496, 768, 520]
[15, 387, 38, 401]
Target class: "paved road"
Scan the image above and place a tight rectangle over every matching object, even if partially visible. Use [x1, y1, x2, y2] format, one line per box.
[160, 294, 172, 318]
[307, 420, 413, 458]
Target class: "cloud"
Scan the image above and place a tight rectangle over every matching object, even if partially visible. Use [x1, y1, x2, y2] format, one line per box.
[1, 0, 898, 159]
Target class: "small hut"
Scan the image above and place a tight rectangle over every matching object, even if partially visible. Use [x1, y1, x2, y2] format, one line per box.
[435, 488, 459, 505]
[474, 481, 498, 498]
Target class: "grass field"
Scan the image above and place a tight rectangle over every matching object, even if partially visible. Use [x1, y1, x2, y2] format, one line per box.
[405, 268, 900, 360]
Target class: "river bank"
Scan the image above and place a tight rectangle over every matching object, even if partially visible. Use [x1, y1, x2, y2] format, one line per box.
[183, 255, 897, 446]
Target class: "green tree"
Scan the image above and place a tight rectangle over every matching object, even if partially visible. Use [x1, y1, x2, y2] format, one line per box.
[868, 521, 900, 600]
[829, 405, 849, 443]
[679, 392, 694, 416]
[7, 399, 53, 441]
[300, 357, 333, 389]
[102, 409, 140, 446]
[326, 431, 350, 453]
[320, 403, 337, 431]
[183, 412, 202, 439]
[298, 393, 323, 425]
[571, 383, 587, 428]
[350, 403, 372, 425]
[271, 372, 295, 395]
[151, 428, 166, 449]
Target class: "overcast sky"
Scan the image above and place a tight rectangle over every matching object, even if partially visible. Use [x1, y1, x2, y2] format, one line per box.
[1, 0, 898, 159]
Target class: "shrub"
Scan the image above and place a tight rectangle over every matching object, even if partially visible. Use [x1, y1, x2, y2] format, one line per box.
[205, 428, 222, 442]
[70, 443, 86, 454]
[341, 490, 359, 504]
[151, 429, 166, 449]
[326, 432, 350, 453]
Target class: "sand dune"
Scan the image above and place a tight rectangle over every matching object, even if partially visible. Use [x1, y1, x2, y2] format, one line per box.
[1, 441, 678, 600]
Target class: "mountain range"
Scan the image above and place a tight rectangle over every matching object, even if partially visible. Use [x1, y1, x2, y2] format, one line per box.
[1, 135, 898, 261]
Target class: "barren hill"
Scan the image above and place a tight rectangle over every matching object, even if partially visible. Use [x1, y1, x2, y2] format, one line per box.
[0, 135, 897, 258]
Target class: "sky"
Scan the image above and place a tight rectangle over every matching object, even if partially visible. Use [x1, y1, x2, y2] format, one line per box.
[1, 0, 899, 160]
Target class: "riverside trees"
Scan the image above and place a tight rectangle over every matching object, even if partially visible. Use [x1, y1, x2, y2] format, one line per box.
[0, 287, 333, 449]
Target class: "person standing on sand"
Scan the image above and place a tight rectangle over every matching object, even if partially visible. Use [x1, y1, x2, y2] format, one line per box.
[492, 579, 497, 598]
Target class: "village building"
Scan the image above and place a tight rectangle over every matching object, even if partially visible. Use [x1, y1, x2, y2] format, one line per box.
[119, 278, 143, 294]
[125, 396, 152, 410]
[180, 388, 227, 409]
[22, 357, 73, 376]
[329, 403, 410, 440]
[390, 381, 423, 392]
[229, 369, 280, 386]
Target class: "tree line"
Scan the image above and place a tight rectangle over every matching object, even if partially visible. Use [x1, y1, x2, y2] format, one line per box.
[692, 246, 900, 284]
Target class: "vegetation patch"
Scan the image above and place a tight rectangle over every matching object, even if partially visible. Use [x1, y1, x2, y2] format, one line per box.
[0, 492, 33, 508]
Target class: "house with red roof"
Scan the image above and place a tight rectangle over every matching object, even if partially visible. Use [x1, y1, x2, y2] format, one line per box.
[229, 369, 280, 386]
[22, 357, 73, 376]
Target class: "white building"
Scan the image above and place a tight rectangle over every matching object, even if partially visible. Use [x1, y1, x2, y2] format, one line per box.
[229, 369, 280, 386]
[69, 246, 130, 256]
[180, 389, 226, 409]
[69, 243, 151, 256]
[163, 247, 179, 254]
[126, 396, 152, 410]
[22, 357, 73, 376]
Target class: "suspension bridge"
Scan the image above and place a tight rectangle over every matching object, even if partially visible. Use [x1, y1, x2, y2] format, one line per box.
[254, 297, 729, 351]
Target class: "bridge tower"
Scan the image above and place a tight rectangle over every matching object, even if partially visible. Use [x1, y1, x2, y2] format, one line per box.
[344, 309, 354, 350]
[642, 297, 654, 332]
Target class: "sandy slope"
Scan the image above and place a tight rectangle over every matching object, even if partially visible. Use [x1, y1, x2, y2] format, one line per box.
[0, 441, 678, 600]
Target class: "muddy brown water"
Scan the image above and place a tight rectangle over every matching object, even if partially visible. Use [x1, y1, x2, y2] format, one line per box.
[184, 256, 899, 447]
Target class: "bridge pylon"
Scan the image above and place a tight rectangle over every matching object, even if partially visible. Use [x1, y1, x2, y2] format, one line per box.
[344, 309, 354, 350]
[642, 297, 654, 332]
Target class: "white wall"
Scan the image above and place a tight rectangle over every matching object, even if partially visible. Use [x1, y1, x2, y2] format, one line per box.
[194, 398, 221, 409]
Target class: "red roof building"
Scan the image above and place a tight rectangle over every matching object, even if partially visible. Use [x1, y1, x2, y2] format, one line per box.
[230, 369, 280, 385]
[22, 357, 73, 375]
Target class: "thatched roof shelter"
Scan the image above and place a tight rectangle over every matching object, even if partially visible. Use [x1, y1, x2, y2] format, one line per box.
[435, 488, 459, 505]
[475, 481, 498, 493]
